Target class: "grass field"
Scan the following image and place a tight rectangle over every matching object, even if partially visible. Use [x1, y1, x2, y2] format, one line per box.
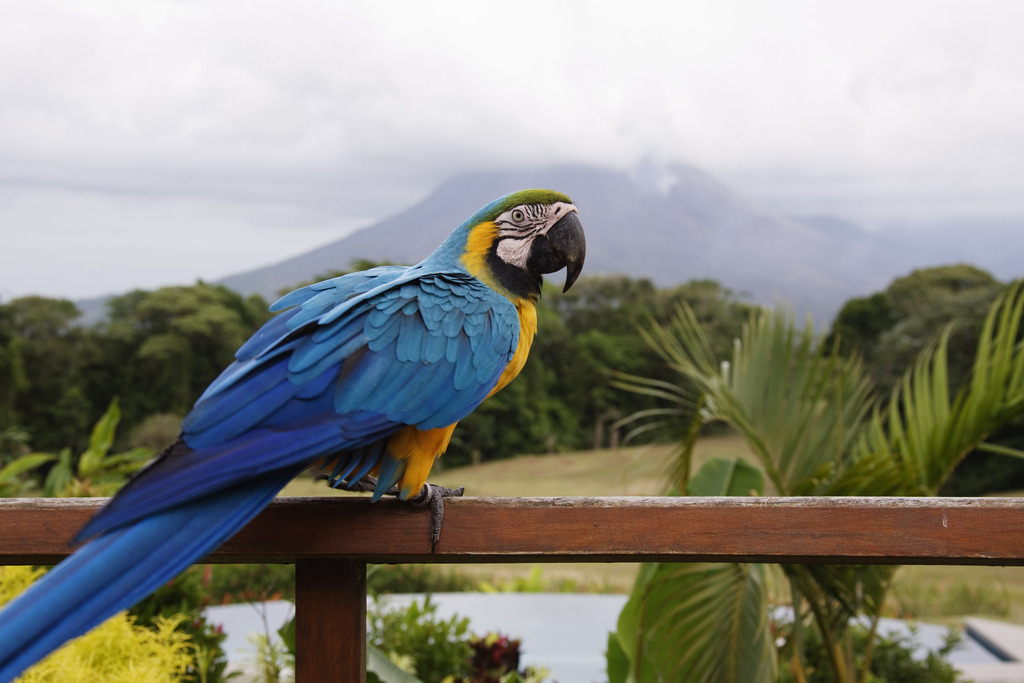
[280, 435, 1024, 621]
[280, 432, 757, 499]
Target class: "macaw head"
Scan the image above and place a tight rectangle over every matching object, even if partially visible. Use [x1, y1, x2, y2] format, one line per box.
[453, 189, 587, 302]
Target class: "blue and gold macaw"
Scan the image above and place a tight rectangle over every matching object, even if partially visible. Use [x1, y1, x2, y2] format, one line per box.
[0, 189, 585, 681]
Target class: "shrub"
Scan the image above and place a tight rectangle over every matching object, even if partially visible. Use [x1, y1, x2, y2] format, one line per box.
[368, 595, 473, 682]
[130, 565, 234, 683]
[1, 566, 193, 683]
[201, 563, 296, 604]
[776, 618, 962, 683]
[368, 564, 477, 596]
[461, 633, 550, 683]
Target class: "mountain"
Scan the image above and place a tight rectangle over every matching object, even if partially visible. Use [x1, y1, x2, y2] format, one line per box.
[72, 163, 1022, 326]
[219, 163, 905, 322]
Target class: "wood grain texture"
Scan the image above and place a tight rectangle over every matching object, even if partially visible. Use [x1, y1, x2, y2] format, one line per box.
[2, 496, 1023, 565]
[296, 560, 365, 683]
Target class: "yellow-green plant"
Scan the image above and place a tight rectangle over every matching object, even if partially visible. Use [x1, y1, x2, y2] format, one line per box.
[0, 566, 193, 682]
[0, 452, 53, 497]
[40, 397, 153, 497]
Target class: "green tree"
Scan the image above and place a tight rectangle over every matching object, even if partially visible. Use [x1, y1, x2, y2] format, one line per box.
[1, 274, 753, 475]
[0, 307, 28, 428]
[828, 292, 894, 361]
[830, 264, 1002, 395]
[97, 283, 270, 431]
[0, 296, 94, 452]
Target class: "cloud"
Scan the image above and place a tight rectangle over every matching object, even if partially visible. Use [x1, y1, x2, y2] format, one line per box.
[1, 0, 1023, 298]
[0, 185, 365, 301]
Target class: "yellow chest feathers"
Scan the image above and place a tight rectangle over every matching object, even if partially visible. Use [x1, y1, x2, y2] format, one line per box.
[385, 299, 536, 498]
[488, 300, 537, 398]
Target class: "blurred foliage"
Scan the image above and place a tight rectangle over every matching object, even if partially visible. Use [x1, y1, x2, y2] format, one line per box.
[0, 296, 93, 453]
[201, 563, 296, 605]
[609, 457, 774, 683]
[0, 450, 52, 497]
[0, 274, 750, 474]
[613, 279, 1024, 682]
[367, 564, 477, 596]
[367, 595, 473, 682]
[892, 577, 1012, 620]
[828, 264, 1003, 396]
[130, 565, 237, 683]
[128, 412, 185, 452]
[475, 565, 607, 594]
[828, 264, 1024, 494]
[1, 567, 193, 683]
[1, 264, 1019, 496]
[160, 562, 480, 609]
[827, 264, 1019, 493]
[2, 398, 233, 682]
[460, 633, 550, 683]
[0, 282, 268, 467]
[38, 398, 153, 497]
[99, 283, 272, 429]
[776, 620, 962, 683]
[243, 627, 293, 683]
[277, 592, 551, 683]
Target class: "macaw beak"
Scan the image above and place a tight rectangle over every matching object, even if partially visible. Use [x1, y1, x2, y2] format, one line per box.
[527, 210, 587, 292]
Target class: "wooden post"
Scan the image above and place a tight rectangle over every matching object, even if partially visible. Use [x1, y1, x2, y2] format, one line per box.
[295, 560, 367, 683]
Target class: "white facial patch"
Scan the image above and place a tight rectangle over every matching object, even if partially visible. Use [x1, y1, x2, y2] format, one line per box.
[495, 235, 533, 268]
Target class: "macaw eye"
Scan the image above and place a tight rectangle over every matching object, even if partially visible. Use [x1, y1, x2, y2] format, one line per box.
[510, 209, 526, 223]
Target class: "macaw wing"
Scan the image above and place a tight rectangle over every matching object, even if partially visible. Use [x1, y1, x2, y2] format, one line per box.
[192, 265, 409, 404]
[184, 269, 518, 442]
[77, 270, 519, 538]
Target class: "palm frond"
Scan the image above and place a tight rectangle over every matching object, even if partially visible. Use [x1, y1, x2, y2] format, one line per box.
[858, 280, 1024, 491]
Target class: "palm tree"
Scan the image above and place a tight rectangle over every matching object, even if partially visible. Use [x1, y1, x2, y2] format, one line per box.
[610, 281, 1024, 682]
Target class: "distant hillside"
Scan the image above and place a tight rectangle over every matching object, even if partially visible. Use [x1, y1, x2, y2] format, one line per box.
[72, 164, 1023, 326]
[218, 163, 901, 321]
[57, 163, 994, 326]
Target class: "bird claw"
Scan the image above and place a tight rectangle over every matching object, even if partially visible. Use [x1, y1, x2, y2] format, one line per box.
[410, 483, 464, 550]
[340, 476, 463, 550]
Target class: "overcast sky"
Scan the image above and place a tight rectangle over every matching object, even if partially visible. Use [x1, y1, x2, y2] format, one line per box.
[2, 0, 1023, 301]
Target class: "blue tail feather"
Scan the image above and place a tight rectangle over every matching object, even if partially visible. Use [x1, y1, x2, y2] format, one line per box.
[345, 450, 379, 488]
[0, 471, 293, 683]
[326, 448, 365, 485]
[372, 455, 407, 501]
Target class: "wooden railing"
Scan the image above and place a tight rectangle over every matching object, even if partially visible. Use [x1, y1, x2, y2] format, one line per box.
[3, 496, 1024, 681]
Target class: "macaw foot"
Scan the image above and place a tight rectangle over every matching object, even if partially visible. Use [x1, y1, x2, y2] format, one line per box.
[409, 483, 465, 550]
[340, 476, 464, 550]
[337, 475, 389, 494]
